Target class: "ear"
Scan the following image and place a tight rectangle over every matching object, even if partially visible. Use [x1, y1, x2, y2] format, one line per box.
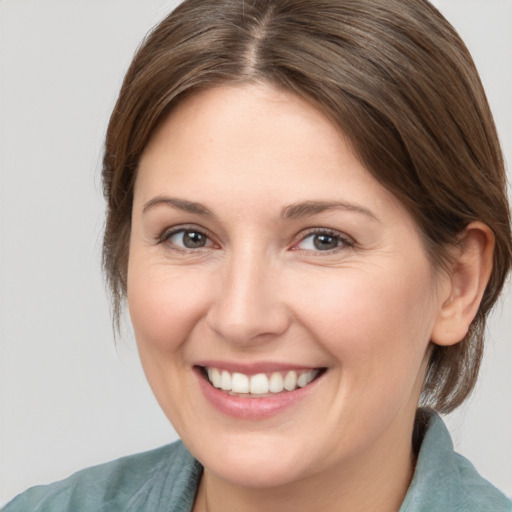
[431, 222, 494, 347]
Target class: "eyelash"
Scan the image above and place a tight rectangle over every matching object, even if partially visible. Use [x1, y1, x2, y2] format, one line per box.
[158, 225, 214, 252]
[292, 228, 355, 254]
[157, 226, 355, 254]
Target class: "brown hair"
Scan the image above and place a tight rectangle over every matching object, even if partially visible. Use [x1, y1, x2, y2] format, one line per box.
[102, 0, 512, 413]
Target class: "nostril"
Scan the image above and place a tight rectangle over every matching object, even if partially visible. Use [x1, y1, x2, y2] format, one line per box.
[205, 307, 292, 345]
[204, 272, 291, 344]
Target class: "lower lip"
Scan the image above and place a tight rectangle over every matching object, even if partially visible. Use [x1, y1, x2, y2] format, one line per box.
[195, 368, 323, 420]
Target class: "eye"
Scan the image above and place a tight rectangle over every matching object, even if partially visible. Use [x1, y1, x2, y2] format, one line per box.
[163, 228, 213, 250]
[294, 230, 353, 252]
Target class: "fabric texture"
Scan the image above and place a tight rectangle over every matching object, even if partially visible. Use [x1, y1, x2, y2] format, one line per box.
[399, 412, 511, 511]
[3, 411, 511, 511]
[2, 442, 202, 512]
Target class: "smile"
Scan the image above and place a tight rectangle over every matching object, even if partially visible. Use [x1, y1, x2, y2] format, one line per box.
[202, 367, 323, 397]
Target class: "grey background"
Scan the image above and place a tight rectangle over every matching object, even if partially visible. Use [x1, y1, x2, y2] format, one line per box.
[1, 0, 511, 504]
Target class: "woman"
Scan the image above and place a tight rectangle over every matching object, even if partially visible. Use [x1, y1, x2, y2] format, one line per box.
[4, 0, 511, 510]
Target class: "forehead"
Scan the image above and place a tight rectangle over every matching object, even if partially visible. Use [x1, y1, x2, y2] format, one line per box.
[135, 84, 411, 227]
[140, 84, 345, 177]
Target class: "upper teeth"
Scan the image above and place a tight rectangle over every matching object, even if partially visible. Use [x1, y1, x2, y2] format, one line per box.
[206, 368, 319, 395]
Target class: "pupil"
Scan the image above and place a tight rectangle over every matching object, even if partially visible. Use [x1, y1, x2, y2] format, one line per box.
[184, 231, 206, 248]
[314, 234, 337, 250]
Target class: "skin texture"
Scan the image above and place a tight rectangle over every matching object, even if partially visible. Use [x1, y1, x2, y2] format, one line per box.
[127, 84, 492, 512]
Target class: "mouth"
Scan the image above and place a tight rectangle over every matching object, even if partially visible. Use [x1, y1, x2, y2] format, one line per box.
[198, 366, 326, 398]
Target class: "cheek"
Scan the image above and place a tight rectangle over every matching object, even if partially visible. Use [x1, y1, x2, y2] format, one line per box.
[292, 265, 435, 375]
[127, 258, 212, 353]
[126, 258, 215, 426]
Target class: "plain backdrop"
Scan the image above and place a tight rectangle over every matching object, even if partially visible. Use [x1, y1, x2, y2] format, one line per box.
[0, 0, 511, 505]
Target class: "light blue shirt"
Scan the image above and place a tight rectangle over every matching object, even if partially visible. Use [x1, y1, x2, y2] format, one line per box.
[3, 411, 511, 511]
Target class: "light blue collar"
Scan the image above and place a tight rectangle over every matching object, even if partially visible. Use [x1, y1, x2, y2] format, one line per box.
[400, 410, 511, 511]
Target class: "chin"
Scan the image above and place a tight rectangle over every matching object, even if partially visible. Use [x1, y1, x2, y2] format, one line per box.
[205, 449, 313, 489]
[184, 428, 318, 488]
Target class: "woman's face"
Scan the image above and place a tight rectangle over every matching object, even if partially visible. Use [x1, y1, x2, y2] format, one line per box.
[128, 84, 449, 488]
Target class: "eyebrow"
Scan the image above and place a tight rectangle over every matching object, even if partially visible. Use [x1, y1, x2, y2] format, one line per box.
[281, 200, 379, 222]
[142, 196, 378, 222]
[142, 196, 215, 217]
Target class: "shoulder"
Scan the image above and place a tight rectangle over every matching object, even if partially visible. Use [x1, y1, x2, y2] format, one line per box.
[2, 440, 202, 512]
[401, 410, 511, 512]
[450, 451, 512, 512]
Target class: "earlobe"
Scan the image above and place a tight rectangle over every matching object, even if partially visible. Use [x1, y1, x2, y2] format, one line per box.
[431, 222, 494, 347]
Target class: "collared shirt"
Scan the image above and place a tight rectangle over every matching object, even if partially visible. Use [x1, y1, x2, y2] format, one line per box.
[3, 412, 511, 511]
[399, 412, 511, 511]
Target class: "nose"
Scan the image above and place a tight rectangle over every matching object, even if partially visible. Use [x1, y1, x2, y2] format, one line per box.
[206, 249, 291, 345]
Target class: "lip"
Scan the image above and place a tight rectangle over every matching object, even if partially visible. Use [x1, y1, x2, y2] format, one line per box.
[194, 363, 325, 420]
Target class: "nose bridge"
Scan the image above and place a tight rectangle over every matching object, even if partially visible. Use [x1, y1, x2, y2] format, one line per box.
[207, 241, 289, 343]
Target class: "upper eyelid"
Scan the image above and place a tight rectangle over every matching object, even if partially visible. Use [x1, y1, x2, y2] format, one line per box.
[289, 229, 356, 255]
[157, 224, 354, 249]
[159, 225, 214, 244]
[294, 227, 355, 244]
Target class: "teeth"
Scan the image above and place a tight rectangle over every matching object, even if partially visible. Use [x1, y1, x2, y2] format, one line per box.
[284, 371, 297, 391]
[269, 372, 284, 393]
[250, 374, 269, 394]
[231, 372, 250, 393]
[204, 367, 320, 395]
[220, 370, 231, 391]
[298, 370, 316, 388]
[207, 368, 222, 388]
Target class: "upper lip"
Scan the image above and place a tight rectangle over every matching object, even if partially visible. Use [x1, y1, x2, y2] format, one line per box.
[195, 360, 324, 376]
